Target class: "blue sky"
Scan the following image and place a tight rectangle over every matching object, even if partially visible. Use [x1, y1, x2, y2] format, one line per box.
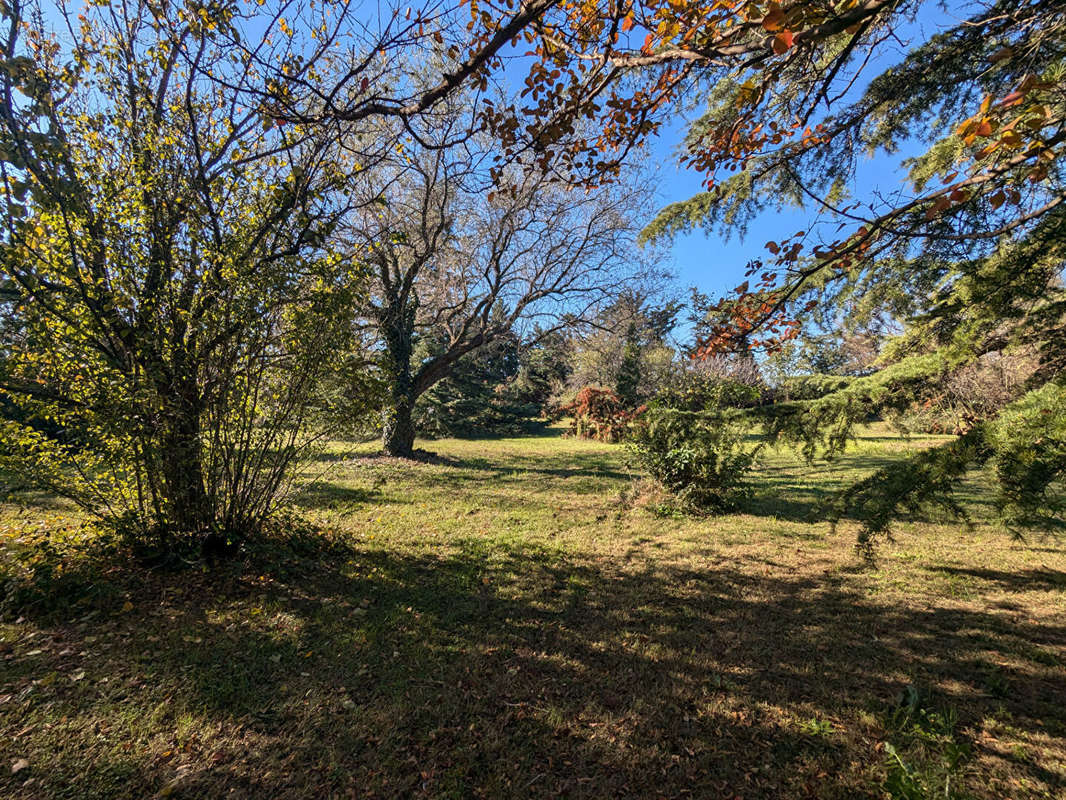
[644, 117, 811, 302]
[647, 120, 927, 307]
[647, 2, 960, 306]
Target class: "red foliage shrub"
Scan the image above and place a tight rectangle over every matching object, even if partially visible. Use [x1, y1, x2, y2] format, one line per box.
[560, 386, 644, 442]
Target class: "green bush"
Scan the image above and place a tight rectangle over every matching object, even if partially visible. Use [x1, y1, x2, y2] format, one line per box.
[657, 373, 764, 411]
[628, 405, 762, 513]
[987, 381, 1066, 529]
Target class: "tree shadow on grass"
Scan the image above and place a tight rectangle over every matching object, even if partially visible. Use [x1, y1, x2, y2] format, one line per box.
[739, 454, 904, 524]
[289, 481, 390, 511]
[334, 449, 632, 493]
[926, 565, 1066, 591]
[745, 451, 1005, 528]
[444, 451, 632, 483]
[418, 419, 556, 441]
[743, 485, 836, 523]
[3, 535, 1064, 800]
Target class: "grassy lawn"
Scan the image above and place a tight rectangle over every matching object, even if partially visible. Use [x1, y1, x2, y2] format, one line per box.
[1, 425, 1064, 798]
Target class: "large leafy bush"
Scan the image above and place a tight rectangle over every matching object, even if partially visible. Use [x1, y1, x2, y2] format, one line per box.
[629, 380, 764, 513]
[0, 2, 355, 553]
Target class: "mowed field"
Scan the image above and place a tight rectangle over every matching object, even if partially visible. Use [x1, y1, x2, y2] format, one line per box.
[1, 424, 1064, 799]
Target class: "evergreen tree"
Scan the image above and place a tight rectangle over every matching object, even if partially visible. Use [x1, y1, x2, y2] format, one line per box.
[510, 328, 574, 412]
[615, 323, 643, 408]
[623, 0, 1066, 539]
[414, 330, 538, 438]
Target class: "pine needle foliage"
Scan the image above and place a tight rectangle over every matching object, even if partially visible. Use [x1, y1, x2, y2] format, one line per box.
[635, 0, 1066, 540]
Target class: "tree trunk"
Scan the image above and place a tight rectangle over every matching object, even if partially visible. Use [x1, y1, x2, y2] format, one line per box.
[158, 387, 211, 535]
[382, 393, 416, 457]
[378, 299, 418, 457]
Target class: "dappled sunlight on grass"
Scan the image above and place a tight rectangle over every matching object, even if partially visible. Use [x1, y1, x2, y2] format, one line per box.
[1, 425, 1064, 798]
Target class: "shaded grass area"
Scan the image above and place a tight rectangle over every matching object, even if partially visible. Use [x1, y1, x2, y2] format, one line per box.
[1, 425, 1064, 798]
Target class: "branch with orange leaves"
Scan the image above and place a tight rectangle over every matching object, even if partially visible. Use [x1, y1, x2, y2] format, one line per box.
[697, 125, 1066, 356]
[528, 0, 899, 70]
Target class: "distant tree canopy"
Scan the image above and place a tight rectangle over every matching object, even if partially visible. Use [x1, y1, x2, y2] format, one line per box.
[511, 327, 575, 411]
[564, 291, 681, 406]
[343, 99, 653, 456]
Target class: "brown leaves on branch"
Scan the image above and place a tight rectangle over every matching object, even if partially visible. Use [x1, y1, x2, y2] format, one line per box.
[178, 0, 1062, 354]
[463, 0, 897, 185]
[562, 386, 642, 442]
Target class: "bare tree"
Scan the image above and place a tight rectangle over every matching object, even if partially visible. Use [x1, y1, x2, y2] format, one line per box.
[692, 354, 763, 387]
[343, 109, 656, 456]
[563, 289, 682, 402]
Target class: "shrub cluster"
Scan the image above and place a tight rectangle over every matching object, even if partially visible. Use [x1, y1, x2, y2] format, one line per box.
[626, 376, 766, 513]
[561, 387, 642, 443]
[628, 405, 762, 513]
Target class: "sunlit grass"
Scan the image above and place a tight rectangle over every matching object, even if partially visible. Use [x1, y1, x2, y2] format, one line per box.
[1, 424, 1063, 799]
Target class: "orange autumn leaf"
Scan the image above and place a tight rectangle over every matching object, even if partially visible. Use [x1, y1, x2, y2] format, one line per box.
[772, 30, 793, 55]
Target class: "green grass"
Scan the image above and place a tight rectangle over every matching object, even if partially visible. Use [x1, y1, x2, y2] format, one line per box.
[1, 424, 1064, 798]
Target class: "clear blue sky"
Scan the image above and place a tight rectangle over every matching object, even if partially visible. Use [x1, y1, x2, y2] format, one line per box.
[646, 121, 913, 309]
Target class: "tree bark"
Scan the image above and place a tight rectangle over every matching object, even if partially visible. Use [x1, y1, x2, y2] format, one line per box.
[158, 384, 211, 535]
[381, 392, 416, 457]
[378, 299, 418, 457]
